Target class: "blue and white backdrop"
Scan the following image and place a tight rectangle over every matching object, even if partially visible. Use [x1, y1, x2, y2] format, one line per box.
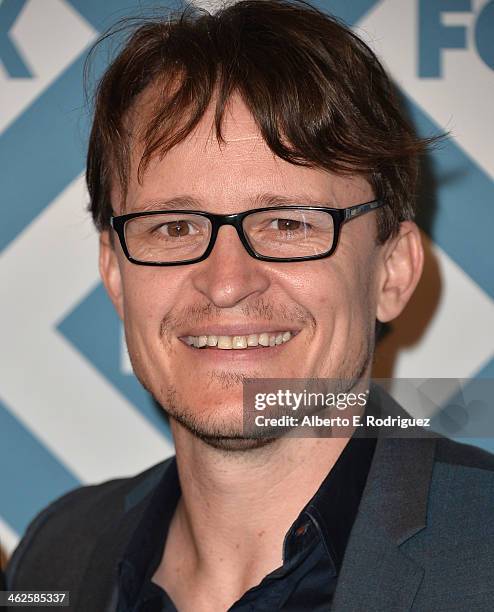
[1, 0, 493, 557]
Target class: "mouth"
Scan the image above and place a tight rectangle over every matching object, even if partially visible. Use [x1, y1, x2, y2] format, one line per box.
[179, 330, 298, 350]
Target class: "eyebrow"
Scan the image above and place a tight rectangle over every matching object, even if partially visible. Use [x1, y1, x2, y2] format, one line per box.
[137, 196, 201, 212]
[135, 192, 331, 213]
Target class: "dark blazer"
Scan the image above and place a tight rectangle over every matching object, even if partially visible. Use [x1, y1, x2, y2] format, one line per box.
[6, 398, 494, 611]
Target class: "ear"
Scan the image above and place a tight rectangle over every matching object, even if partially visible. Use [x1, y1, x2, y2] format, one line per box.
[376, 221, 424, 323]
[99, 230, 124, 320]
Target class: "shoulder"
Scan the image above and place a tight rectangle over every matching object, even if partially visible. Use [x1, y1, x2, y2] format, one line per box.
[429, 437, 494, 514]
[405, 437, 494, 553]
[6, 458, 172, 588]
[434, 436, 494, 471]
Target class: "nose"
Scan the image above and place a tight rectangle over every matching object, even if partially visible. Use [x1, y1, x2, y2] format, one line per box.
[190, 225, 271, 308]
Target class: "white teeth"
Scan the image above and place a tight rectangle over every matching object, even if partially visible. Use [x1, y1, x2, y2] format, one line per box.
[232, 336, 247, 349]
[217, 336, 233, 349]
[247, 334, 259, 347]
[258, 333, 270, 346]
[184, 331, 295, 349]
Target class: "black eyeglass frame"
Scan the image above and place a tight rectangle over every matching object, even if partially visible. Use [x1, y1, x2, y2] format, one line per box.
[110, 199, 384, 266]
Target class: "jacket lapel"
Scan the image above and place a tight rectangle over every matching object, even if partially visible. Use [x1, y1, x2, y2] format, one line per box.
[332, 424, 437, 612]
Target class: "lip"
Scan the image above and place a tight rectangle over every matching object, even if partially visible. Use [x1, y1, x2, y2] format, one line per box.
[177, 326, 301, 338]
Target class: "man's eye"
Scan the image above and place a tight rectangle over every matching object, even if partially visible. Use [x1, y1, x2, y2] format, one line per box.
[269, 218, 306, 231]
[156, 220, 197, 237]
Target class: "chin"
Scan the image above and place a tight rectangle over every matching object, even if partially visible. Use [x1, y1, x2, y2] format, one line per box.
[176, 426, 280, 453]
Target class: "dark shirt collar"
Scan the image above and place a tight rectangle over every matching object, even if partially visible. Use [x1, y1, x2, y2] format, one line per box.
[118, 423, 376, 609]
[284, 435, 376, 571]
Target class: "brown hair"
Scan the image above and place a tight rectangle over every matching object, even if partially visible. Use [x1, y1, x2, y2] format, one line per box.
[86, 0, 435, 242]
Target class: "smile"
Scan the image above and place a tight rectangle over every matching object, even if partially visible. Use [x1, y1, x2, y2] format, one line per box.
[182, 331, 295, 350]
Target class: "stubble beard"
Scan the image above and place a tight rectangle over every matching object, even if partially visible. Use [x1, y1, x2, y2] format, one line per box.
[134, 338, 374, 454]
[128, 300, 375, 454]
[166, 368, 280, 452]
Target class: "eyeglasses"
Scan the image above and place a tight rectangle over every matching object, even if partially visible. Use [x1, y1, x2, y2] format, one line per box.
[110, 199, 384, 266]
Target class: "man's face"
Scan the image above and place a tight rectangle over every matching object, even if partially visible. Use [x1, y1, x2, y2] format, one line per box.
[101, 93, 386, 447]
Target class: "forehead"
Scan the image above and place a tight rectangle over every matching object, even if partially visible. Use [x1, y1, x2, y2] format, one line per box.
[121, 91, 373, 214]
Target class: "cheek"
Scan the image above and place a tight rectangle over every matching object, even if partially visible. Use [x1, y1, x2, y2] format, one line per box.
[122, 278, 156, 326]
[309, 253, 378, 341]
[119, 266, 185, 340]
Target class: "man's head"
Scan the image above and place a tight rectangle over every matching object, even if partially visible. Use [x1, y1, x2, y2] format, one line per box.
[90, 0, 427, 450]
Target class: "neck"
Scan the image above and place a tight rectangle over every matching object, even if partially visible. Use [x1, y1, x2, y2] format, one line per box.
[156, 423, 352, 605]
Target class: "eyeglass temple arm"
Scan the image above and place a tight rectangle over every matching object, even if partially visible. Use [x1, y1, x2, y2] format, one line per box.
[343, 199, 383, 222]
